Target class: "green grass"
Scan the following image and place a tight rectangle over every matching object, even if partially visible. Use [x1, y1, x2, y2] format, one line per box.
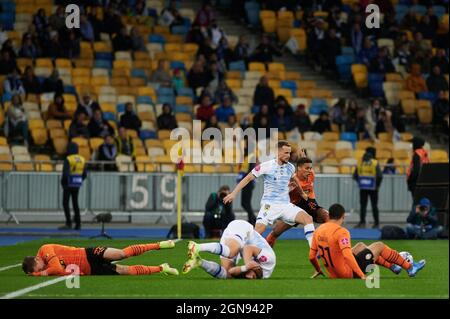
[0, 238, 448, 299]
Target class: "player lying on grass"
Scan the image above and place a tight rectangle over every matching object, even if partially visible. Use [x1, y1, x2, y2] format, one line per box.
[266, 156, 330, 247]
[182, 220, 276, 279]
[309, 204, 426, 279]
[223, 141, 315, 247]
[22, 241, 179, 276]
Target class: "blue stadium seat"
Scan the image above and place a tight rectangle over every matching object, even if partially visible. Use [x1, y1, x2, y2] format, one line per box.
[140, 130, 157, 140]
[432, 5, 446, 18]
[176, 87, 194, 97]
[170, 61, 186, 70]
[64, 85, 77, 95]
[131, 69, 147, 80]
[94, 52, 113, 61]
[2, 93, 12, 102]
[171, 25, 189, 36]
[149, 34, 166, 44]
[417, 92, 437, 103]
[157, 95, 175, 105]
[94, 59, 113, 69]
[229, 60, 246, 72]
[137, 96, 153, 104]
[174, 104, 192, 114]
[336, 55, 354, 82]
[251, 105, 260, 114]
[341, 47, 354, 57]
[245, 1, 260, 26]
[157, 87, 175, 97]
[411, 5, 427, 16]
[116, 103, 126, 114]
[103, 112, 116, 122]
[217, 0, 232, 8]
[340, 132, 357, 146]
[309, 99, 328, 115]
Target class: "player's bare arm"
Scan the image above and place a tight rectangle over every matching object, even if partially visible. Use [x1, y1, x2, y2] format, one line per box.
[223, 173, 256, 204]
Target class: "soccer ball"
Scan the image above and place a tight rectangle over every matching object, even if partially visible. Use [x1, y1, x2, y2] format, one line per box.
[399, 251, 414, 264]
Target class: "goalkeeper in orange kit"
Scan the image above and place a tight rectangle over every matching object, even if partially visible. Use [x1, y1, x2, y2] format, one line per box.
[309, 204, 426, 279]
[22, 241, 178, 276]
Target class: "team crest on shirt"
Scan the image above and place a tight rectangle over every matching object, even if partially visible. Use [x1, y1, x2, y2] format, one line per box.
[258, 255, 267, 263]
[255, 164, 261, 171]
[341, 238, 349, 245]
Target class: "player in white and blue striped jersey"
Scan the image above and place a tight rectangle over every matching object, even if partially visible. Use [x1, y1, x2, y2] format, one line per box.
[223, 141, 315, 247]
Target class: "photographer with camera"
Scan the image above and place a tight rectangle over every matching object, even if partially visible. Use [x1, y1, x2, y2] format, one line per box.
[203, 185, 235, 238]
[406, 198, 443, 239]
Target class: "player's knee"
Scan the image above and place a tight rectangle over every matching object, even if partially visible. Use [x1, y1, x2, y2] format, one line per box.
[355, 242, 365, 249]
[373, 241, 385, 250]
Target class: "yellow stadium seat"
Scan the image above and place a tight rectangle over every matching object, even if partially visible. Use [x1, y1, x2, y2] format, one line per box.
[322, 132, 339, 141]
[136, 156, 157, 172]
[145, 139, 163, 148]
[75, 59, 94, 68]
[91, 76, 109, 86]
[400, 132, 413, 142]
[113, 60, 132, 69]
[353, 72, 368, 88]
[401, 99, 417, 116]
[285, 71, 301, 81]
[0, 136, 7, 145]
[35, 58, 53, 68]
[55, 58, 72, 69]
[225, 79, 242, 90]
[249, 62, 266, 72]
[31, 128, 48, 145]
[351, 64, 367, 75]
[378, 132, 393, 142]
[89, 137, 104, 151]
[226, 71, 242, 79]
[53, 137, 68, 155]
[28, 119, 45, 130]
[268, 62, 285, 72]
[398, 90, 415, 100]
[430, 150, 449, 163]
[78, 146, 91, 161]
[417, 107, 432, 124]
[50, 128, 66, 139]
[385, 73, 403, 82]
[34, 154, 53, 172]
[93, 41, 112, 52]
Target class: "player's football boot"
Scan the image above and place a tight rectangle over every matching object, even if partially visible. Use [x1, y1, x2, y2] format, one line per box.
[389, 264, 402, 275]
[182, 255, 201, 274]
[160, 263, 179, 276]
[159, 240, 175, 249]
[407, 259, 426, 277]
[187, 241, 200, 259]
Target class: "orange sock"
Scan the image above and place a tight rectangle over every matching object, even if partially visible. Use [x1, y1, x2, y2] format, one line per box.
[266, 232, 277, 247]
[380, 246, 411, 270]
[128, 265, 161, 275]
[123, 243, 160, 257]
[376, 255, 393, 269]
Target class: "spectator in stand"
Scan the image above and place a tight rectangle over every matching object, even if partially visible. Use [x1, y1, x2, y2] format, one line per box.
[3, 68, 26, 99]
[0, 50, 17, 75]
[375, 109, 393, 137]
[204, 114, 220, 131]
[369, 46, 396, 73]
[47, 94, 72, 121]
[0, 26, 6, 47]
[426, 65, 449, 94]
[400, 10, 419, 32]
[119, 103, 142, 133]
[157, 103, 178, 130]
[293, 104, 312, 133]
[43, 30, 63, 58]
[172, 68, 185, 92]
[75, 92, 100, 119]
[150, 59, 172, 86]
[343, 99, 359, 132]
[208, 20, 227, 47]
[103, 5, 124, 36]
[113, 26, 133, 52]
[215, 95, 235, 123]
[432, 90, 449, 135]
[97, 135, 118, 171]
[252, 104, 270, 128]
[418, 15, 436, 40]
[42, 69, 64, 95]
[21, 66, 41, 98]
[323, 28, 342, 74]
[214, 80, 237, 105]
[5, 94, 29, 145]
[1, 39, 17, 59]
[394, 41, 411, 72]
[32, 8, 49, 38]
[406, 63, 428, 95]
[160, 1, 184, 27]
[330, 98, 345, 130]
[80, 14, 95, 42]
[430, 49, 449, 74]
[274, 95, 293, 116]
[233, 35, 251, 64]
[18, 32, 40, 59]
[424, 6, 439, 33]
[410, 32, 432, 59]
[130, 27, 146, 52]
[196, 94, 215, 121]
[205, 61, 224, 97]
[253, 75, 275, 110]
[88, 109, 115, 138]
[350, 23, 364, 55]
[357, 36, 378, 66]
[115, 127, 135, 158]
[271, 106, 293, 133]
[307, 19, 326, 71]
[312, 111, 332, 134]
[87, 7, 102, 41]
[194, 1, 216, 28]
[187, 60, 213, 94]
[63, 30, 80, 59]
[251, 34, 282, 65]
[407, 136, 429, 200]
[69, 112, 89, 139]
[49, 5, 66, 32]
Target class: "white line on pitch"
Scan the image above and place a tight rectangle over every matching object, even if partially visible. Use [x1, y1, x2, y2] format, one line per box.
[0, 275, 72, 299]
[0, 263, 21, 272]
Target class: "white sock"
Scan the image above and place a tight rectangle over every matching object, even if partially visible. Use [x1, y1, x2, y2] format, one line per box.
[198, 243, 231, 258]
[200, 260, 228, 279]
[304, 223, 315, 247]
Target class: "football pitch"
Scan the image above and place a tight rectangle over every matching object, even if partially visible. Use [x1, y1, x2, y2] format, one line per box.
[0, 238, 448, 299]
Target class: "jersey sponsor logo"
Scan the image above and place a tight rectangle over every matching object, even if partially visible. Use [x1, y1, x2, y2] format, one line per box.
[255, 164, 261, 171]
[341, 238, 349, 245]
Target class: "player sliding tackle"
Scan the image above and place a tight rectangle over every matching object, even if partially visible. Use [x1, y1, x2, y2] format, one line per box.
[22, 241, 179, 276]
[182, 220, 276, 279]
[309, 204, 426, 279]
[223, 141, 315, 247]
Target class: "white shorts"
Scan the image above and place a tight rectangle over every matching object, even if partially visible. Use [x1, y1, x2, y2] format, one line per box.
[256, 248, 276, 279]
[220, 220, 253, 263]
[256, 203, 303, 226]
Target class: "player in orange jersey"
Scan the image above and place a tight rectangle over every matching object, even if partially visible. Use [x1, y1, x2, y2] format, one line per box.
[22, 241, 179, 276]
[266, 156, 329, 247]
[309, 204, 426, 279]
